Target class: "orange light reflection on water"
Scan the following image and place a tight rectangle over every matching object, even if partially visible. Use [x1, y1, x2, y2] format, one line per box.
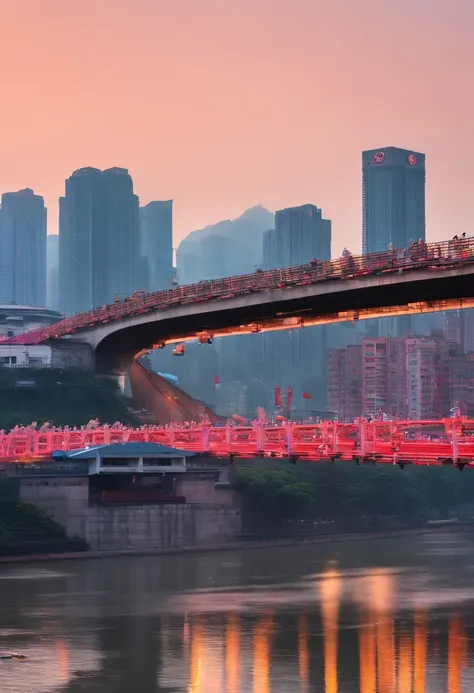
[56, 639, 70, 685]
[397, 632, 412, 693]
[253, 615, 273, 693]
[188, 621, 203, 693]
[298, 614, 309, 692]
[320, 570, 342, 693]
[370, 572, 395, 693]
[448, 616, 468, 693]
[413, 608, 427, 693]
[226, 613, 240, 693]
[183, 577, 472, 693]
[359, 615, 376, 693]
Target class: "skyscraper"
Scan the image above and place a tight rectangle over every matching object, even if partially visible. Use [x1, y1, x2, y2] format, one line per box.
[263, 204, 332, 409]
[362, 146, 426, 253]
[59, 167, 139, 315]
[139, 201, 173, 291]
[0, 188, 47, 306]
[59, 167, 102, 315]
[263, 203, 331, 269]
[102, 167, 139, 304]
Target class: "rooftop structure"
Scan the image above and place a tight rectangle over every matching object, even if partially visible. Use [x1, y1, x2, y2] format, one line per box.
[55, 441, 196, 475]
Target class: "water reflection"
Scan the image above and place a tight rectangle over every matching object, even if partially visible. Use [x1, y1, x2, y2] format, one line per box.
[448, 617, 467, 693]
[172, 566, 471, 693]
[320, 569, 342, 693]
[0, 536, 474, 692]
[226, 614, 240, 693]
[414, 608, 427, 693]
[298, 614, 309, 693]
[253, 615, 272, 693]
[188, 620, 203, 693]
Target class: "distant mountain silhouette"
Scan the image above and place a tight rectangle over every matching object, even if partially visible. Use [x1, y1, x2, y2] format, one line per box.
[178, 206, 274, 277]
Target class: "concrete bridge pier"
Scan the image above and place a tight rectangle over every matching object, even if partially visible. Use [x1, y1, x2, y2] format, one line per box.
[103, 371, 127, 394]
[94, 352, 133, 395]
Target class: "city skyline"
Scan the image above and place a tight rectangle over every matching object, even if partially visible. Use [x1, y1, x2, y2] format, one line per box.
[1, 0, 473, 254]
[7, 143, 426, 261]
[1, 143, 447, 257]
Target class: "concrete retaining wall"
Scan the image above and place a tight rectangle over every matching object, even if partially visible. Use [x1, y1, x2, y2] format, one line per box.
[19, 477, 89, 539]
[19, 478, 241, 552]
[81, 503, 241, 551]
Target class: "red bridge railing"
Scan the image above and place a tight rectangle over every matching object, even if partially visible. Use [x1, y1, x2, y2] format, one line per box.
[2, 417, 474, 467]
[3, 237, 474, 345]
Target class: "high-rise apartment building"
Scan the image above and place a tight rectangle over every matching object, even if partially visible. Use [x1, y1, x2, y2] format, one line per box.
[443, 309, 474, 354]
[361, 338, 406, 416]
[59, 167, 139, 315]
[328, 345, 363, 421]
[362, 146, 426, 254]
[329, 334, 474, 420]
[59, 167, 103, 315]
[0, 188, 47, 306]
[102, 168, 139, 304]
[139, 200, 174, 291]
[263, 204, 332, 409]
[263, 204, 331, 269]
[405, 336, 445, 419]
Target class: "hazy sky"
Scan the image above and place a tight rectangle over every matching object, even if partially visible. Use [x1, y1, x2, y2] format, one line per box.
[1, 0, 473, 254]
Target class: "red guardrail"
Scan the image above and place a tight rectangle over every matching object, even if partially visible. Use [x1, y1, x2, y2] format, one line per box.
[1, 417, 473, 467]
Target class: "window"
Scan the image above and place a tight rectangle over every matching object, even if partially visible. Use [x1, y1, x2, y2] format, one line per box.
[101, 458, 138, 467]
[0, 356, 17, 365]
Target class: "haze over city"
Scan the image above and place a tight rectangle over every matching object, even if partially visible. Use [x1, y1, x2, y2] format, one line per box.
[1, 0, 474, 251]
[3, 3, 474, 693]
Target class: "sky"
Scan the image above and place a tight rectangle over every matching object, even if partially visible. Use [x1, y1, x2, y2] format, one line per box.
[0, 0, 473, 255]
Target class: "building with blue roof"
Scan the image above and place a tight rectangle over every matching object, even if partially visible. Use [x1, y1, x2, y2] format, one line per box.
[50, 441, 195, 477]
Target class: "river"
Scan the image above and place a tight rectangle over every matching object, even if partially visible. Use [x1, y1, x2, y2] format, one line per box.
[1, 532, 474, 692]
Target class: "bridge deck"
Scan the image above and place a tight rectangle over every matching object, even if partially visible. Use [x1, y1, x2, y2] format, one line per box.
[3, 237, 474, 347]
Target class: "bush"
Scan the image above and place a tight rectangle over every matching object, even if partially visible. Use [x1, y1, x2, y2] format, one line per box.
[234, 460, 474, 529]
[0, 368, 139, 429]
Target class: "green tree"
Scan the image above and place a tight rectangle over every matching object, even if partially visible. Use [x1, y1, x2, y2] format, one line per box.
[235, 467, 313, 524]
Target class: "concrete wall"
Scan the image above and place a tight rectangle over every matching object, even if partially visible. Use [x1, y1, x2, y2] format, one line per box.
[19, 477, 241, 552]
[80, 503, 241, 551]
[174, 472, 239, 508]
[19, 477, 89, 539]
[50, 340, 95, 370]
[174, 472, 219, 503]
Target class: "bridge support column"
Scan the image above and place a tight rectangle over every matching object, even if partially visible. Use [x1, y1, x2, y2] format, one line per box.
[102, 372, 127, 394]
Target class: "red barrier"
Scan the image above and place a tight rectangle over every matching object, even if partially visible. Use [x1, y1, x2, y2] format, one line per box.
[2, 416, 474, 467]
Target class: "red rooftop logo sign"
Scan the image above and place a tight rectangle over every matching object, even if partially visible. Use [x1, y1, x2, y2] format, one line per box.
[408, 154, 417, 165]
[372, 152, 385, 163]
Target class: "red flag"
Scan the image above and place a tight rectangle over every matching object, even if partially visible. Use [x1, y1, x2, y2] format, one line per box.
[274, 387, 282, 407]
[213, 375, 219, 385]
[287, 387, 292, 411]
[302, 392, 312, 399]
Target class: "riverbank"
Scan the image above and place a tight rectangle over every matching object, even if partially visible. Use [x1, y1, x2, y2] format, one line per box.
[1, 522, 473, 566]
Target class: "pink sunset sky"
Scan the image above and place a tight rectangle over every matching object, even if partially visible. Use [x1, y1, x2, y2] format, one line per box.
[0, 0, 473, 254]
